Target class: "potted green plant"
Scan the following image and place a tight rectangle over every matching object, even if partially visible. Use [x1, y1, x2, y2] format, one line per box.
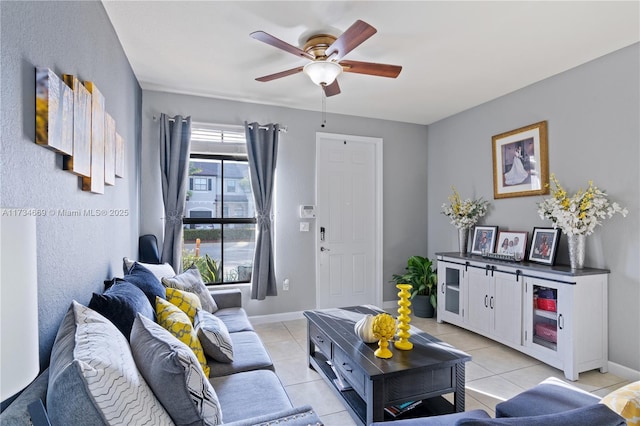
[391, 255, 438, 318]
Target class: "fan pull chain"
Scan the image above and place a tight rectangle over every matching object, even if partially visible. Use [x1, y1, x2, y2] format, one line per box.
[321, 87, 327, 128]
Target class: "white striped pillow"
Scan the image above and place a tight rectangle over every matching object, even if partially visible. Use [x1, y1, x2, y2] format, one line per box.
[47, 301, 174, 425]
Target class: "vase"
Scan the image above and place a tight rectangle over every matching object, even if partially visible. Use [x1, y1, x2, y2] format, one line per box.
[458, 228, 469, 255]
[394, 284, 413, 351]
[568, 234, 586, 269]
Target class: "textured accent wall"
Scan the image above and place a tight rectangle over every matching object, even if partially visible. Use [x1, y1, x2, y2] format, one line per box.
[427, 44, 640, 373]
[0, 1, 141, 372]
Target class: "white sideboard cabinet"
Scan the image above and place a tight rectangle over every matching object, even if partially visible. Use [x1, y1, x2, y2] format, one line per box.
[436, 253, 609, 381]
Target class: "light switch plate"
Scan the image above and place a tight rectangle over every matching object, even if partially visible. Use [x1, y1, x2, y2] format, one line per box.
[300, 222, 310, 232]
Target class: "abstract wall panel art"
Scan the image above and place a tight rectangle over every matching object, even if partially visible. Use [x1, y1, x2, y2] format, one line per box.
[82, 81, 105, 194]
[35, 68, 73, 155]
[104, 113, 116, 186]
[115, 133, 125, 178]
[62, 74, 91, 177]
[35, 67, 125, 194]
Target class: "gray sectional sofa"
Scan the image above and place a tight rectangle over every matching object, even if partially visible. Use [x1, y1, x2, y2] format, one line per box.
[0, 265, 322, 426]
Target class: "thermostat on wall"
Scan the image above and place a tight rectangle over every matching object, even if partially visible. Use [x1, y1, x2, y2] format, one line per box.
[299, 205, 316, 218]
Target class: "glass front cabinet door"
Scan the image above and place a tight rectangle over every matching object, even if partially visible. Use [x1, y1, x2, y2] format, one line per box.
[437, 261, 466, 326]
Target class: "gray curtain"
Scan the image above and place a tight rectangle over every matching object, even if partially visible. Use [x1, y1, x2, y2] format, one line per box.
[159, 114, 192, 273]
[245, 122, 279, 300]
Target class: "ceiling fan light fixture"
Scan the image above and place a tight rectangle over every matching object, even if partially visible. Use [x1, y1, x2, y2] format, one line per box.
[303, 61, 343, 86]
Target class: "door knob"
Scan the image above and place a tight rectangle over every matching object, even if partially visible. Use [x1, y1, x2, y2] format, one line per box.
[320, 247, 331, 252]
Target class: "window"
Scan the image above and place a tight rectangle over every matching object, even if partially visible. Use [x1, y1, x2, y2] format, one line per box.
[191, 177, 210, 191]
[183, 124, 255, 285]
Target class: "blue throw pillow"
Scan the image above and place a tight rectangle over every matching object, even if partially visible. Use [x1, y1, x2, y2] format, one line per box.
[88, 281, 154, 340]
[123, 262, 166, 308]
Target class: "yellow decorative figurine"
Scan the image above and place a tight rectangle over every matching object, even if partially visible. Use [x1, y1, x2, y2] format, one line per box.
[372, 313, 396, 359]
[394, 284, 413, 350]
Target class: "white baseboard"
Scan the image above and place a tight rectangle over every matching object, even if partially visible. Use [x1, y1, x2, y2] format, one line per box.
[248, 310, 305, 325]
[607, 360, 640, 381]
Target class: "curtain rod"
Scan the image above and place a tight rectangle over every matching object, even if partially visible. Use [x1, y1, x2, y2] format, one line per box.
[152, 115, 188, 122]
[152, 115, 287, 133]
[247, 123, 288, 133]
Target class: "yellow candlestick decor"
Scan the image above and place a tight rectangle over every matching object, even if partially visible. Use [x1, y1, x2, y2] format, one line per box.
[394, 284, 413, 350]
[372, 313, 396, 359]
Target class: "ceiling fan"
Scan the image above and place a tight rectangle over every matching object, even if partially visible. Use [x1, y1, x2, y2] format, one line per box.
[250, 20, 402, 97]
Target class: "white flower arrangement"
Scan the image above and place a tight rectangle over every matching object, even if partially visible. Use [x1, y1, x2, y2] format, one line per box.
[537, 174, 628, 236]
[441, 187, 489, 229]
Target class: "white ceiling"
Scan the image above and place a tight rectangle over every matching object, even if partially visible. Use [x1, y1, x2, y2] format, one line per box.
[102, 1, 639, 125]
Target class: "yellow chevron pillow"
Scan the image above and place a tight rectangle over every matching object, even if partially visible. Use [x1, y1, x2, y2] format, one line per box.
[166, 287, 202, 323]
[155, 297, 210, 377]
[601, 381, 640, 426]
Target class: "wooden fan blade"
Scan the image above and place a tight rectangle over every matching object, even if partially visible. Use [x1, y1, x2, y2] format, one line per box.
[325, 20, 377, 61]
[340, 60, 402, 78]
[250, 31, 314, 60]
[255, 66, 304, 82]
[323, 80, 341, 97]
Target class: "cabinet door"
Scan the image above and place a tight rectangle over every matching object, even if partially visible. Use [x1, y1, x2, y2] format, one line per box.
[525, 278, 562, 356]
[492, 271, 522, 345]
[466, 267, 491, 333]
[437, 261, 465, 325]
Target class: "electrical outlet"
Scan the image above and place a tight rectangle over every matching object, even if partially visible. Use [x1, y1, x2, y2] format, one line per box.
[283, 278, 290, 291]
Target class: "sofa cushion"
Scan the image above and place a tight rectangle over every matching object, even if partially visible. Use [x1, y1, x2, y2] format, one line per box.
[123, 256, 176, 280]
[495, 376, 600, 417]
[162, 266, 218, 313]
[458, 403, 625, 426]
[130, 314, 223, 426]
[88, 281, 154, 339]
[213, 307, 254, 333]
[207, 331, 273, 377]
[123, 262, 167, 308]
[166, 287, 202, 323]
[46, 301, 173, 425]
[601, 381, 640, 426]
[210, 370, 292, 423]
[195, 309, 234, 363]
[156, 297, 210, 377]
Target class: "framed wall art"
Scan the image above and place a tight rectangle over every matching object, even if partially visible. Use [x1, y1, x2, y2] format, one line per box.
[528, 227, 561, 265]
[471, 225, 498, 255]
[496, 230, 528, 260]
[492, 121, 549, 199]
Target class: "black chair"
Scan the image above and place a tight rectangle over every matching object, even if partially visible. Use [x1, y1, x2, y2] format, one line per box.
[138, 234, 161, 264]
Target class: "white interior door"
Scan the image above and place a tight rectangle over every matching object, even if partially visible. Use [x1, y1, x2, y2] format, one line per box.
[315, 132, 382, 309]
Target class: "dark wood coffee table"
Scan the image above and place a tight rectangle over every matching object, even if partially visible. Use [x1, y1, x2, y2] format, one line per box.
[304, 306, 471, 425]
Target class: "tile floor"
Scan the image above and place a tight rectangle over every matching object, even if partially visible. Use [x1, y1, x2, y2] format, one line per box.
[252, 314, 630, 426]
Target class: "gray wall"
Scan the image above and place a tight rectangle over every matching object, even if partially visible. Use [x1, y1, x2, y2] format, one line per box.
[427, 44, 640, 373]
[141, 91, 429, 315]
[0, 1, 142, 372]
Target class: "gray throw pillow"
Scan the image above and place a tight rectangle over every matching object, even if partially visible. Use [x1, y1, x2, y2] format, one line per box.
[47, 301, 173, 426]
[130, 314, 223, 426]
[194, 309, 234, 363]
[162, 266, 218, 313]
